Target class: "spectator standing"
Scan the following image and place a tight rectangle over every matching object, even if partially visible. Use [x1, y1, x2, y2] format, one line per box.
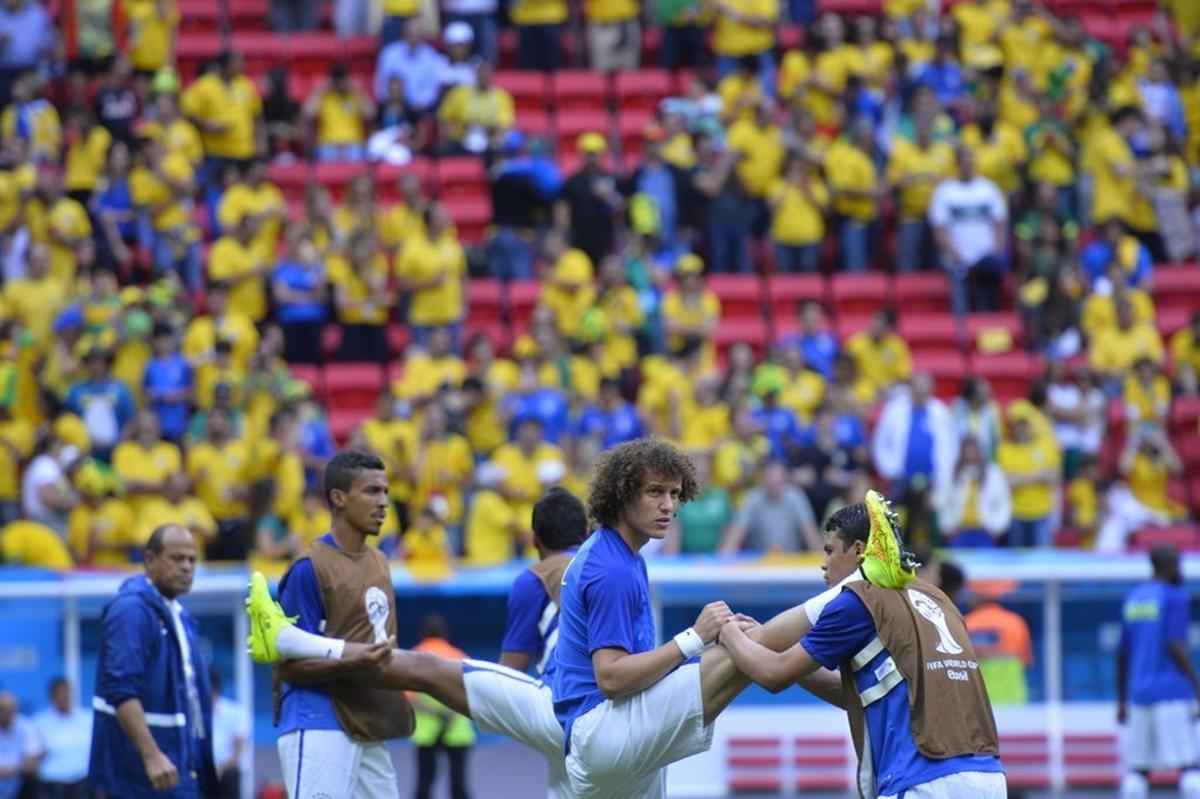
[486, 133, 559, 280]
[1088, 106, 1144, 235]
[930, 145, 1008, 313]
[439, 23, 478, 89]
[217, 160, 287, 264]
[464, 462, 525, 565]
[845, 308, 911, 401]
[125, 0, 179, 79]
[31, 678, 90, 799]
[624, 126, 686, 249]
[88, 525, 218, 798]
[141, 324, 193, 444]
[694, 133, 752, 274]
[659, 0, 706, 70]
[0, 391, 34, 525]
[510, 0, 567, 72]
[662, 254, 720, 370]
[208, 669, 246, 799]
[996, 403, 1060, 548]
[767, 152, 828, 273]
[1089, 298, 1165, 389]
[0, 692, 38, 799]
[664, 453, 732, 555]
[180, 51, 263, 212]
[64, 345, 135, 463]
[129, 136, 201, 292]
[789, 405, 867, 522]
[411, 615, 475, 799]
[208, 218, 271, 324]
[574, 377, 644, 451]
[443, 0, 497, 64]
[378, 0, 418, 44]
[186, 408, 252, 560]
[584, 0, 640, 72]
[63, 108, 111, 209]
[1170, 312, 1200, 395]
[20, 419, 83, 536]
[719, 459, 821, 553]
[558, 133, 621, 267]
[939, 436, 1011, 548]
[1096, 426, 1185, 552]
[872, 373, 959, 517]
[304, 63, 374, 163]
[712, 0, 778, 90]
[887, 113, 954, 272]
[261, 68, 302, 156]
[374, 21, 447, 116]
[113, 410, 182, 520]
[0, 0, 54, 106]
[395, 203, 465, 350]
[1115, 545, 1200, 799]
[950, 377, 1002, 460]
[270, 0, 317, 31]
[437, 61, 513, 155]
[826, 117, 881, 272]
[93, 56, 139, 149]
[272, 233, 328, 364]
[135, 473, 218, 555]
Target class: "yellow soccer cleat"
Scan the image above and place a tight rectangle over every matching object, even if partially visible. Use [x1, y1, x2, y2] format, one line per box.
[861, 490, 920, 589]
[244, 571, 294, 664]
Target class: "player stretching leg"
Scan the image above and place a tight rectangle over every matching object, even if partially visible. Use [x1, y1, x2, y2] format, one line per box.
[1116, 545, 1200, 799]
[719, 498, 1008, 799]
[247, 440, 909, 797]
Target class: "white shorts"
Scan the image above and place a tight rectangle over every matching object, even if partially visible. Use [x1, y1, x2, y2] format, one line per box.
[879, 770, 1008, 799]
[278, 728, 398, 799]
[462, 659, 571, 799]
[565, 662, 714, 799]
[1126, 700, 1200, 770]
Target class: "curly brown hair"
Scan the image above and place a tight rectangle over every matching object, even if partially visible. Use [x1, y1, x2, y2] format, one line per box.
[587, 438, 699, 528]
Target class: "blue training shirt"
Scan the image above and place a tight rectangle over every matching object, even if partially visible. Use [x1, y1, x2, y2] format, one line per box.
[502, 565, 564, 679]
[1121, 581, 1194, 705]
[552, 528, 655, 746]
[801, 591, 1003, 797]
[276, 533, 342, 735]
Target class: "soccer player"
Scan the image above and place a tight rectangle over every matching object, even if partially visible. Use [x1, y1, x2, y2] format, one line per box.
[246, 440, 903, 797]
[719, 499, 1008, 799]
[1116, 545, 1200, 799]
[274, 451, 412, 799]
[499, 486, 586, 676]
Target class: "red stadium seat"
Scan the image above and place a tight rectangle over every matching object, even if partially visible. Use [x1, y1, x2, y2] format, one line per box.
[830, 273, 889, 318]
[266, 161, 310, 203]
[1158, 306, 1191, 339]
[1171, 395, 1200, 435]
[836, 314, 874, 341]
[1179, 434, 1200, 471]
[313, 162, 369, 200]
[551, 71, 609, 112]
[329, 408, 370, 445]
[914, 350, 968, 399]
[443, 197, 492, 244]
[893, 272, 950, 314]
[178, 0, 224, 32]
[375, 157, 436, 193]
[613, 69, 672, 113]
[1131, 525, 1200, 552]
[898, 314, 959, 357]
[1151, 264, 1200, 313]
[715, 318, 768, 358]
[508, 280, 542, 329]
[326, 362, 385, 413]
[493, 71, 548, 115]
[765, 274, 827, 327]
[970, 352, 1045, 403]
[467, 279, 506, 326]
[706, 274, 763, 320]
[437, 157, 488, 202]
[616, 110, 656, 161]
[515, 110, 553, 141]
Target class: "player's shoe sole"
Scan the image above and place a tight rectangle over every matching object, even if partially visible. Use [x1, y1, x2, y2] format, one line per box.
[244, 571, 293, 664]
[861, 490, 919, 589]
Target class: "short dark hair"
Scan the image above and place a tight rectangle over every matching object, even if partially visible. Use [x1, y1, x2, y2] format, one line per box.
[419, 613, 451, 640]
[1150, 544, 1180, 579]
[939, 561, 966, 599]
[587, 439, 698, 528]
[47, 677, 67, 696]
[825, 503, 869, 548]
[323, 450, 386, 507]
[532, 488, 589, 552]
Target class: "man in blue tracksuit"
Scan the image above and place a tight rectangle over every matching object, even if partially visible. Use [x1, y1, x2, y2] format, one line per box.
[89, 524, 217, 797]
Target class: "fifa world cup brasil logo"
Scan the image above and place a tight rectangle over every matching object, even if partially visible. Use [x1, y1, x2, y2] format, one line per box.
[365, 586, 390, 644]
[906, 589, 964, 655]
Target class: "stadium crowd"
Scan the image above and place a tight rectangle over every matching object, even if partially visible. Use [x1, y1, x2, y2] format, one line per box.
[0, 0, 1198, 574]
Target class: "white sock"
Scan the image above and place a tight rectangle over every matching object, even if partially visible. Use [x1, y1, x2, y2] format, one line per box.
[1121, 772, 1149, 799]
[276, 625, 346, 661]
[1181, 768, 1200, 799]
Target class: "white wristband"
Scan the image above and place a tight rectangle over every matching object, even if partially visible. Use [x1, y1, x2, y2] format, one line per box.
[673, 627, 705, 660]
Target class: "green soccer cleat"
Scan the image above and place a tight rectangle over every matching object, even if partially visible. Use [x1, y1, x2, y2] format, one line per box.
[861, 490, 920, 590]
[244, 571, 295, 664]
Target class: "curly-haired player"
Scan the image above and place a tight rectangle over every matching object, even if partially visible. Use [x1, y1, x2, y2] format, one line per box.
[246, 439, 918, 798]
